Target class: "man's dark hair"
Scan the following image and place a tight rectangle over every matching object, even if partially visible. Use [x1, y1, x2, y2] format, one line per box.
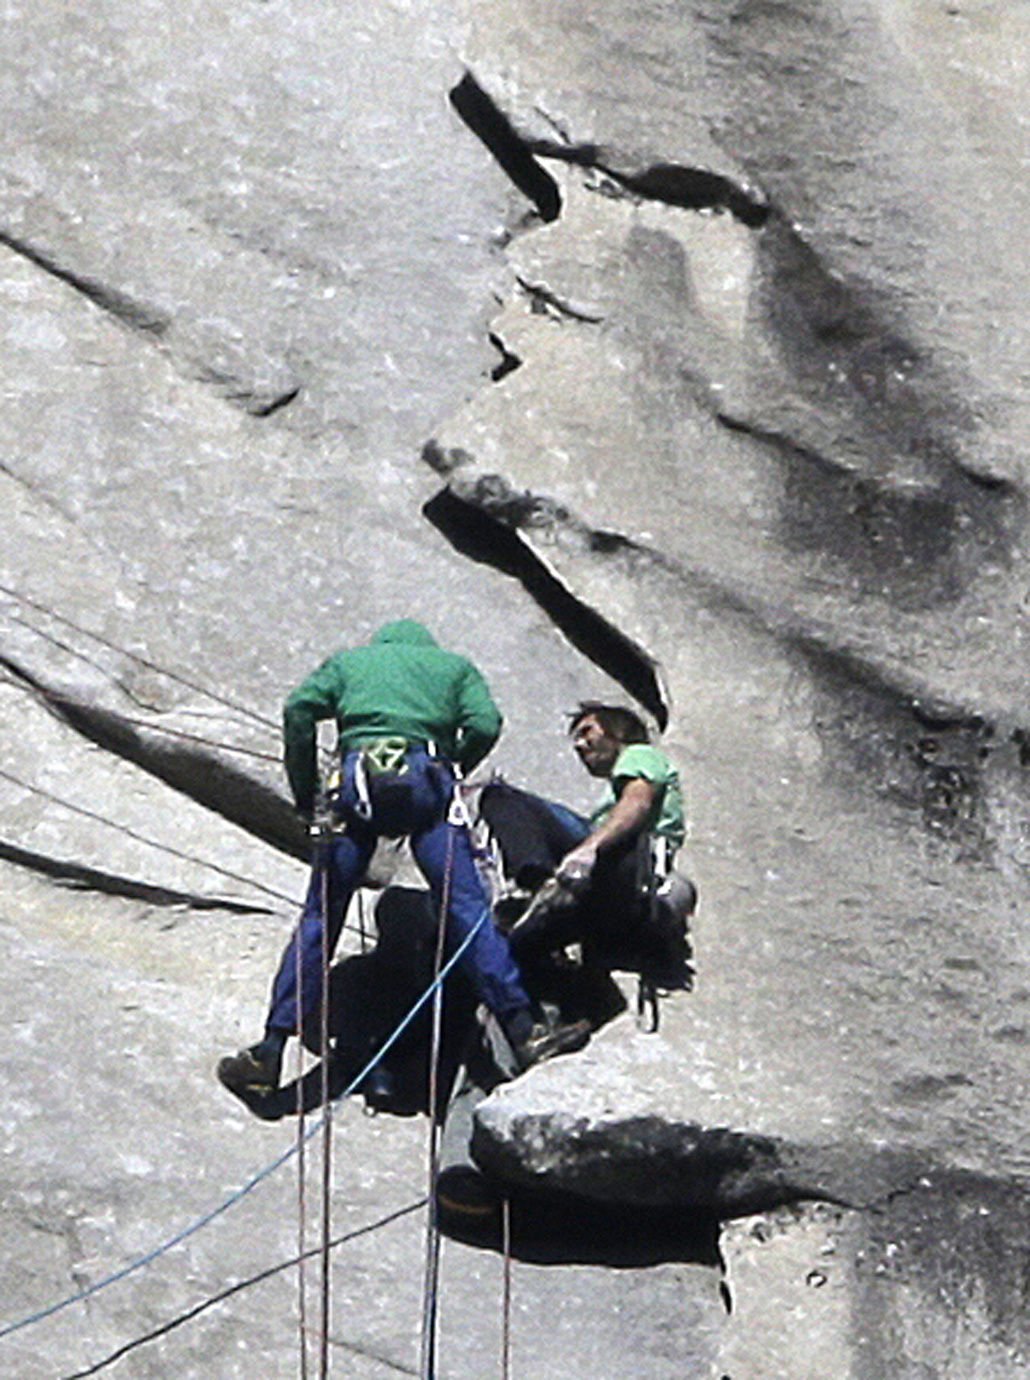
[568, 701, 650, 745]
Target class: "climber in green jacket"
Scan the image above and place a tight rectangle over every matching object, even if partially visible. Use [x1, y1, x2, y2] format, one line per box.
[282, 619, 504, 818]
[218, 619, 589, 1110]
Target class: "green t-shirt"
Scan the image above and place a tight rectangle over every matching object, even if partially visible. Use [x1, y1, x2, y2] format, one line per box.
[590, 744, 685, 851]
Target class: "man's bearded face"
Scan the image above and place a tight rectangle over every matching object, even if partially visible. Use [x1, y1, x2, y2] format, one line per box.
[571, 714, 622, 777]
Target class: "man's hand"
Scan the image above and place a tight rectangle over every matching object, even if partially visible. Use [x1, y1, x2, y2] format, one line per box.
[556, 841, 599, 890]
[555, 778, 656, 890]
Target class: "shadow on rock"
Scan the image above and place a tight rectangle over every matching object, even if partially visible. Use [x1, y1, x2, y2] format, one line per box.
[437, 1173, 721, 1268]
[255, 884, 629, 1123]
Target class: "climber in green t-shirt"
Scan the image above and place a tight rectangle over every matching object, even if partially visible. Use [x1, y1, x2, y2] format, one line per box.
[478, 702, 695, 986]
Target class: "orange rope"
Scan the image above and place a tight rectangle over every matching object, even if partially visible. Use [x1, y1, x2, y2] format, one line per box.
[501, 1199, 513, 1380]
[296, 853, 310, 1380]
[318, 842, 333, 1377]
[418, 817, 457, 1380]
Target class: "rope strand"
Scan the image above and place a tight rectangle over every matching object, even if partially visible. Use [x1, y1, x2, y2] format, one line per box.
[501, 1198, 513, 1380]
[418, 820, 457, 1380]
[60, 1199, 425, 1380]
[0, 582, 278, 730]
[0, 913, 487, 1343]
[318, 838, 333, 1380]
[0, 765, 299, 908]
[296, 861, 311, 1380]
[0, 665, 279, 763]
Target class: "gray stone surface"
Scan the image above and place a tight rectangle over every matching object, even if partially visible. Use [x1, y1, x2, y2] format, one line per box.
[720, 1191, 1029, 1380]
[0, 0, 1026, 1375]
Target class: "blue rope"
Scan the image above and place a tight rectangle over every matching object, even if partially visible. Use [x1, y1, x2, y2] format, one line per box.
[0, 911, 489, 1342]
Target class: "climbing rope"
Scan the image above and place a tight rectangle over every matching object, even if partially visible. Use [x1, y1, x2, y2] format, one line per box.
[60, 1198, 425, 1380]
[0, 581, 279, 731]
[0, 762, 378, 946]
[418, 817, 457, 1380]
[318, 833, 333, 1379]
[295, 875, 310, 1380]
[0, 764, 298, 909]
[0, 664, 280, 762]
[501, 1197, 513, 1380]
[0, 912, 488, 1344]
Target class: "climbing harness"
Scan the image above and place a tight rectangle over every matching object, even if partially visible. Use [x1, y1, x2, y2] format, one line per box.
[352, 737, 411, 822]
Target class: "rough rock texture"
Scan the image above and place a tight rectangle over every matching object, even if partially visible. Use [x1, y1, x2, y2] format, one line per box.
[720, 1189, 1029, 1380]
[0, 0, 1026, 1376]
[443, 1, 1029, 1373]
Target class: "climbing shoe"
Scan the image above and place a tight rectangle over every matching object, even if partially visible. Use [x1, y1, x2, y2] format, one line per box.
[222, 1081, 285, 1122]
[436, 1165, 500, 1219]
[217, 1041, 283, 1099]
[514, 1017, 592, 1072]
[508, 875, 579, 947]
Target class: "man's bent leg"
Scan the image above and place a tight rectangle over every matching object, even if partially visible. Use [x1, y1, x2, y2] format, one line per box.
[478, 782, 589, 889]
[266, 829, 377, 1036]
[412, 820, 590, 1070]
[219, 829, 376, 1106]
[412, 818, 530, 1026]
[219, 828, 377, 1105]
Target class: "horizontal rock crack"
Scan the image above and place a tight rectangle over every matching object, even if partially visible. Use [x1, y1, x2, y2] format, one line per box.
[0, 229, 169, 335]
[1, 653, 306, 860]
[0, 838, 273, 914]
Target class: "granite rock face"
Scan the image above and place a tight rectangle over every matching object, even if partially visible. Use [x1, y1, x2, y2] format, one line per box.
[442, 2, 1028, 1373]
[0, 0, 1026, 1376]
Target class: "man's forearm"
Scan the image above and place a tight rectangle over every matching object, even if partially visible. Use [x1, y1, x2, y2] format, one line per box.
[585, 787, 652, 853]
[557, 779, 655, 883]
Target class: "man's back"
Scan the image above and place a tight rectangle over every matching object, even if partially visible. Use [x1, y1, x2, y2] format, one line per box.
[283, 619, 502, 811]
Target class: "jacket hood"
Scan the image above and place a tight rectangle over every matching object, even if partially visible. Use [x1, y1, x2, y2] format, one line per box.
[370, 619, 438, 648]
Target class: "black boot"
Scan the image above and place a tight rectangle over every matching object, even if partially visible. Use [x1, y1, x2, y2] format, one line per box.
[512, 1017, 592, 1071]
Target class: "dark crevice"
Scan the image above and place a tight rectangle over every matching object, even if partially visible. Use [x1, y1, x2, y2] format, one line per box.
[449, 74, 562, 223]
[1, 654, 307, 861]
[0, 230, 169, 335]
[516, 276, 604, 324]
[610, 163, 770, 227]
[527, 138, 770, 228]
[440, 1183, 721, 1266]
[716, 409, 848, 479]
[422, 485, 668, 729]
[487, 332, 522, 382]
[0, 838, 273, 914]
[249, 385, 301, 417]
[192, 364, 303, 418]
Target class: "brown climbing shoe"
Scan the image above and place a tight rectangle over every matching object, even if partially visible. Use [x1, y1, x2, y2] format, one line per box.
[217, 1042, 282, 1098]
[514, 1017, 591, 1071]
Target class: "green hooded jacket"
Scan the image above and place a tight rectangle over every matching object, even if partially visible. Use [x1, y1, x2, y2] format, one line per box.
[283, 619, 503, 811]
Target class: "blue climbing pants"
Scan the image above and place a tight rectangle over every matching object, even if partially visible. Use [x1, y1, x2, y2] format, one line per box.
[267, 748, 530, 1035]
